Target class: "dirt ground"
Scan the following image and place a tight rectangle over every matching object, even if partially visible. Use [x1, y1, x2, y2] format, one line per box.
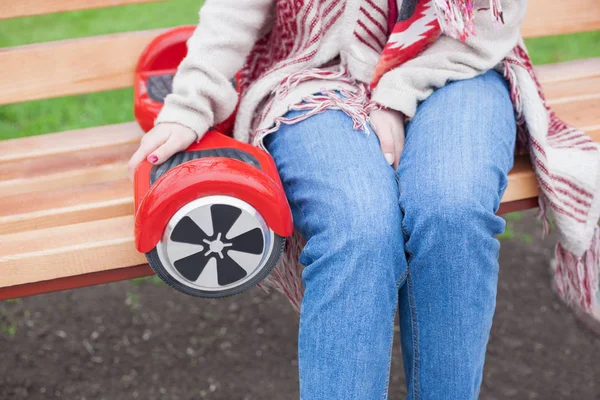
[1, 211, 599, 400]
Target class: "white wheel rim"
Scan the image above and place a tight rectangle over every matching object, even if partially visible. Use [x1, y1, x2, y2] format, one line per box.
[156, 195, 275, 292]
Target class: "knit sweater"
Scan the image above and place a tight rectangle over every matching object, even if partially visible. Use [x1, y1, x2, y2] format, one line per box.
[156, 0, 524, 144]
[156, 0, 600, 315]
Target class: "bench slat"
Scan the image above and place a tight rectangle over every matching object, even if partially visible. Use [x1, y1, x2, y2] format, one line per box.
[0, 265, 153, 301]
[0, 142, 137, 181]
[0, 29, 164, 105]
[522, 0, 600, 38]
[536, 59, 600, 106]
[502, 156, 539, 203]
[0, 163, 127, 197]
[0, 180, 132, 234]
[536, 59, 600, 84]
[0, 0, 162, 20]
[0, 122, 142, 163]
[552, 97, 600, 131]
[0, 217, 146, 288]
[545, 77, 600, 106]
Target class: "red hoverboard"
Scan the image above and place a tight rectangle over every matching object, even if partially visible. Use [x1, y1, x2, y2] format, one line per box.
[133, 27, 293, 297]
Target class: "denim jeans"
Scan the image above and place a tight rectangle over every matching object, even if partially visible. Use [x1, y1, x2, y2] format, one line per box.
[262, 70, 517, 399]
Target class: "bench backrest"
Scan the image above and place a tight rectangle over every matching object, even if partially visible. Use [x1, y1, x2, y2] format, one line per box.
[0, 0, 599, 107]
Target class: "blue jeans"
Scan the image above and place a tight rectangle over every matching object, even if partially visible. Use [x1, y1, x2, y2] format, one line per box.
[262, 70, 516, 399]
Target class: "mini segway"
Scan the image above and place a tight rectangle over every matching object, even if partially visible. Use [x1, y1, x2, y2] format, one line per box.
[133, 27, 293, 298]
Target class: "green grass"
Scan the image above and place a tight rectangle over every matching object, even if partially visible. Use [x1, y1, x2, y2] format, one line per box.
[0, 3, 598, 140]
[525, 31, 600, 65]
[499, 212, 535, 244]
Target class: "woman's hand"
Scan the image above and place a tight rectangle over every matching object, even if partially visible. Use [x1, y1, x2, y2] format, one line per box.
[128, 123, 198, 180]
[369, 108, 405, 169]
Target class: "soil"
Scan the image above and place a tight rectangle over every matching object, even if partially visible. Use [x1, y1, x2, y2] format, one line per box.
[0, 211, 599, 400]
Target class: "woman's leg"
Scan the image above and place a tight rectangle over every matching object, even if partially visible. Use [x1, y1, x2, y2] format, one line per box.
[396, 70, 517, 400]
[263, 109, 407, 399]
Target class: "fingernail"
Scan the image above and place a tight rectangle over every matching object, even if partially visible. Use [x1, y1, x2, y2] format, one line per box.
[148, 155, 158, 164]
[384, 153, 394, 165]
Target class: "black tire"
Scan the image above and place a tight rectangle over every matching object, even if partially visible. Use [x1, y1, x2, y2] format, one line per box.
[145, 234, 286, 298]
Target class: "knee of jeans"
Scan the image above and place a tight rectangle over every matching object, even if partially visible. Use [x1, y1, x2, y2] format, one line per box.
[299, 188, 403, 285]
[400, 182, 505, 238]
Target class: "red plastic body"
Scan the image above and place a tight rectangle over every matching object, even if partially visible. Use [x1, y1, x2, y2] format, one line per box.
[134, 26, 238, 134]
[133, 28, 290, 253]
[134, 130, 294, 253]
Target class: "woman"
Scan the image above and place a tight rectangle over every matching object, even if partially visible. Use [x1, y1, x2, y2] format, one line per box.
[128, 0, 600, 398]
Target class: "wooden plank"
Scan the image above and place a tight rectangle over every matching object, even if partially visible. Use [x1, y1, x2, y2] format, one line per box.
[0, 0, 162, 20]
[552, 97, 600, 132]
[0, 264, 154, 301]
[0, 198, 133, 235]
[0, 29, 164, 105]
[0, 142, 137, 181]
[0, 0, 597, 35]
[0, 179, 133, 234]
[0, 216, 146, 288]
[537, 58, 600, 106]
[501, 156, 539, 203]
[536, 59, 600, 85]
[0, 122, 143, 164]
[544, 76, 600, 106]
[522, 0, 600, 38]
[0, 179, 130, 217]
[0, 163, 127, 197]
[588, 127, 600, 142]
[498, 198, 539, 215]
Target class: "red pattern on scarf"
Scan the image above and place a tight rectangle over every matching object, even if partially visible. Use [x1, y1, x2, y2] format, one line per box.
[371, 0, 440, 88]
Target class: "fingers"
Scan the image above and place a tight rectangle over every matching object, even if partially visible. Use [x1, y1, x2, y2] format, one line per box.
[393, 124, 405, 169]
[369, 109, 406, 169]
[127, 133, 168, 181]
[151, 133, 195, 164]
[127, 124, 198, 181]
[374, 123, 396, 166]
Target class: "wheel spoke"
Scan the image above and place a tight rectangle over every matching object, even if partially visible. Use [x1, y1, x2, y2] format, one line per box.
[217, 254, 248, 286]
[171, 216, 210, 245]
[173, 251, 212, 281]
[225, 209, 261, 240]
[194, 257, 219, 288]
[228, 228, 264, 254]
[167, 241, 204, 263]
[187, 203, 215, 237]
[227, 249, 263, 274]
[210, 204, 242, 237]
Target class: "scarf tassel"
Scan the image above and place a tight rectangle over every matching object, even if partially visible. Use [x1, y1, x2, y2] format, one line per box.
[258, 231, 306, 313]
[554, 226, 600, 314]
[536, 193, 552, 236]
[432, 0, 504, 41]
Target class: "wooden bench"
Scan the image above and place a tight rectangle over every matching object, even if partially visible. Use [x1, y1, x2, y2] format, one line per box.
[0, 0, 599, 300]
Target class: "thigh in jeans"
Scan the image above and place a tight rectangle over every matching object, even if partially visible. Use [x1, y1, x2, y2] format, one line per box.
[263, 108, 408, 399]
[396, 70, 517, 400]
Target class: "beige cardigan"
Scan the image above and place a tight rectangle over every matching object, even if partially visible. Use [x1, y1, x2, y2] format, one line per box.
[155, 0, 527, 144]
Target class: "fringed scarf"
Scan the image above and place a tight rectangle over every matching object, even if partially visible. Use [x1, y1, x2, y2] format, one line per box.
[241, 0, 600, 315]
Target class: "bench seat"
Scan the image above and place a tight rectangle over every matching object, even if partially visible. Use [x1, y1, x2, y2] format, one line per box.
[1, 57, 599, 299]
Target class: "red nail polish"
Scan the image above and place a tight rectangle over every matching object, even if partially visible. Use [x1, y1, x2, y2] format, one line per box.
[148, 155, 158, 163]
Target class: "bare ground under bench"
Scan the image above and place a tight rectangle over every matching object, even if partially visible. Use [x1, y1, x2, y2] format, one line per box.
[0, 211, 598, 400]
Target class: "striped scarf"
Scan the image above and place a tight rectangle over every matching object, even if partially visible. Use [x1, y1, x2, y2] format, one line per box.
[240, 0, 600, 315]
